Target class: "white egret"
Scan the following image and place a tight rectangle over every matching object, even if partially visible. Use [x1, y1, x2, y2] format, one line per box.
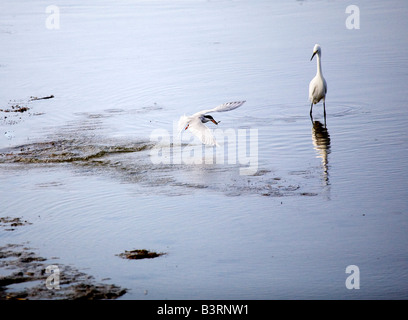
[178, 100, 246, 146]
[309, 44, 327, 119]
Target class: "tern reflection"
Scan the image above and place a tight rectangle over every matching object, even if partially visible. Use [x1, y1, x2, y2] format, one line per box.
[312, 120, 331, 184]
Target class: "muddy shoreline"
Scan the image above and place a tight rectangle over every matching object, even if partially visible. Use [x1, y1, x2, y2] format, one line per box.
[0, 215, 168, 300]
[0, 216, 128, 300]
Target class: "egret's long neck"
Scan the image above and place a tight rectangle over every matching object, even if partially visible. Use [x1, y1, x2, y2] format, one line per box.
[316, 54, 323, 76]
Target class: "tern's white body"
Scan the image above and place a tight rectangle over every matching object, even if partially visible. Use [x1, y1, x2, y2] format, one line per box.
[309, 44, 327, 117]
[178, 101, 246, 146]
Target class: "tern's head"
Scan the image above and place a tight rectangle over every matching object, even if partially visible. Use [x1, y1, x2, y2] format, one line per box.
[202, 115, 218, 125]
[310, 44, 322, 61]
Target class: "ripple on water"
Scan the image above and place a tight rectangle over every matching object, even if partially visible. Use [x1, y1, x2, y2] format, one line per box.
[0, 133, 322, 198]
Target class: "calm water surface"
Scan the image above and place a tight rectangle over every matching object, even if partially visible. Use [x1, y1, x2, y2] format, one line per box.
[0, 0, 407, 299]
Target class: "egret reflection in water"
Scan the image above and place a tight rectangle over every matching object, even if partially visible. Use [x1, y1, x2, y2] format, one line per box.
[311, 120, 331, 185]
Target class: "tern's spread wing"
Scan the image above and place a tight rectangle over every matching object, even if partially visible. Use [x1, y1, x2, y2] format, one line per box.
[178, 115, 191, 133]
[180, 101, 245, 146]
[187, 118, 217, 146]
[193, 100, 246, 116]
[211, 100, 246, 113]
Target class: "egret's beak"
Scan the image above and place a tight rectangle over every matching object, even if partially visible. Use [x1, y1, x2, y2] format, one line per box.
[310, 51, 317, 61]
[185, 124, 189, 130]
[211, 119, 218, 125]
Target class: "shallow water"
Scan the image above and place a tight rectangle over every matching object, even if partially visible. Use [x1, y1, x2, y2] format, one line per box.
[1, 0, 408, 299]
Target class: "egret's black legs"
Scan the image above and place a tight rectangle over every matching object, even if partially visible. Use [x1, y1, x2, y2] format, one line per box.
[310, 109, 314, 124]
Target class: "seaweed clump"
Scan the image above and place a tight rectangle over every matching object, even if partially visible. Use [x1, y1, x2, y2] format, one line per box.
[117, 249, 166, 260]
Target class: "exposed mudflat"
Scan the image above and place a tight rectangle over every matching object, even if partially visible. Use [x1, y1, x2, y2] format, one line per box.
[0, 244, 127, 300]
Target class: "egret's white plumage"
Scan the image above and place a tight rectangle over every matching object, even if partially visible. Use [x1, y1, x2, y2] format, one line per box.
[309, 44, 327, 118]
[178, 101, 246, 146]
